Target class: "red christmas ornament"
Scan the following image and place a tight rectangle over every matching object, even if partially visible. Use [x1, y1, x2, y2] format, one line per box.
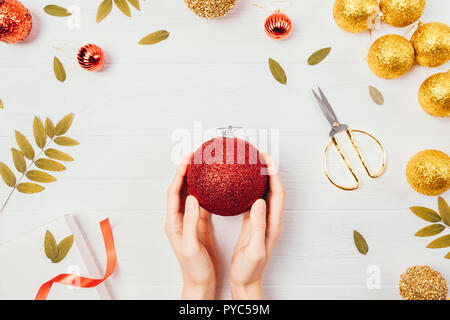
[0, 0, 32, 43]
[77, 44, 105, 72]
[187, 137, 268, 216]
[265, 11, 292, 40]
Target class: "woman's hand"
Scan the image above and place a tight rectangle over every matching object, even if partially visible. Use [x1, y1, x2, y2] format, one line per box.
[230, 154, 285, 299]
[165, 156, 217, 300]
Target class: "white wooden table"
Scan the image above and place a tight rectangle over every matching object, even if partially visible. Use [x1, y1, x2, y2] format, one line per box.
[0, 0, 448, 299]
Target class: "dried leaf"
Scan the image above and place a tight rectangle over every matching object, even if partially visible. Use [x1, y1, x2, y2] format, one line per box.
[44, 230, 58, 260]
[44, 5, 72, 17]
[353, 230, 368, 255]
[15, 130, 35, 160]
[17, 182, 45, 194]
[33, 117, 47, 149]
[45, 149, 74, 162]
[414, 224, 445, 237]
[55, 113, 74, 136]
[114, 0, 131, 17]
[0, 99, 3, 109]
[35, 159, 66, 172]
[427, 235, 450, 249]
[0, 161, 16, 187]
[127, 0, 140, 10]
[308, 47, 331, 65]
[53, 56, 66, 82]
[437, 197, 450, 227]
[268, 58, 287, 85]
[26, 170, 56, 183]
[409, 206, 441, 223]
[138, 30, 170, 45]
[11, 148, 26, 173]
[97, 0, 113, 22]
[369, 85, 384, 105]
[54, 136, 79, 146]
[45, 118, 55, 139]
[52, 235, 74, 263]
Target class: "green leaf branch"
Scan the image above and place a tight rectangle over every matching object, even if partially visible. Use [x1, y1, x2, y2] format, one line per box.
[410, 196, 450, 259]
[0, 114, 79, 213]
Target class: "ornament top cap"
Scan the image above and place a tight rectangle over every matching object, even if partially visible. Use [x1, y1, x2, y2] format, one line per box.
[216, 126, 243, 137]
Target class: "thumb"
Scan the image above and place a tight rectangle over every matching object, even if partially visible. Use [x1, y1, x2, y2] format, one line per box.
[247, 199, 267, 254]
[182, 195, 200, 245]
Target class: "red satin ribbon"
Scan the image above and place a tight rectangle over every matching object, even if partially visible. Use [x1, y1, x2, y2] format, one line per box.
[35, 218, 116, 300]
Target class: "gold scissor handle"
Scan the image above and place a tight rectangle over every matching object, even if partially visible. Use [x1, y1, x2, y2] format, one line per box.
[323, 128, 387, 191]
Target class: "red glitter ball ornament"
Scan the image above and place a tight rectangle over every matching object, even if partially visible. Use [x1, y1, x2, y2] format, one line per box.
[265, 11, 292, 40]
[77, 44, 105, 72]
[0, 0, 32, 43]
[187, 137, 268, 216]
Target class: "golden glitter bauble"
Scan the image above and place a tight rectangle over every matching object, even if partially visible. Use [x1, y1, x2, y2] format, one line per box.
[0, 0, 32, 43]
[367, 34, 415, 79]
[410, 22, 450, 67]
[184, 0, 236, 19]
[399, 266, 448, 300]
[418, 71, 450, 117]
[333, 0, 379, 33]
[406, 150, 450, 196]
[379, 0, 425, 27]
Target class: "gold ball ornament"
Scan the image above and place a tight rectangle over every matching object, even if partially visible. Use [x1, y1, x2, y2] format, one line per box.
[379, 0, 425, 27]
[333, 0, 379, 33]
[400, 266, 448, 300]
[410, 22, 450, 67]
[367, 35, 415, 79]
[184, 0, 236, 19]
[406, 150, 450, 196]
[418, 71, 450, 117]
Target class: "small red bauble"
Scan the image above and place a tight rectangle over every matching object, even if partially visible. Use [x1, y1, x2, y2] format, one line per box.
[265, 11, 292, 40]
[77, 44, 105, 72]
[0, 0, 32, 43]
[187, 137, 268, 216]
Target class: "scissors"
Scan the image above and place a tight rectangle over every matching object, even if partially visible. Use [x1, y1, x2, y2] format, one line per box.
[312, 87, 387, 191]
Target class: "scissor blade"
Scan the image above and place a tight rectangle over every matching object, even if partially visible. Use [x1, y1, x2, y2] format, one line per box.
[312, 88, 339, 127]
[318, 87, 338, 121]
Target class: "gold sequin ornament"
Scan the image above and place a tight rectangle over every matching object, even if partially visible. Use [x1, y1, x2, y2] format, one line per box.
[367, 34, 415, 79]
[333, 0, 379, 33]
[379, 0, 425, 27]
[410, 22, 450, 67]
[400, 266, 448, 300]
[406, 150, 450, 196]
[418, 71, 450, 117]
[184, 0, 236, 19]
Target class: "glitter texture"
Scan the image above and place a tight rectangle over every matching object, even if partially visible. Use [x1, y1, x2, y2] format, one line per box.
[367, 34, 415, 79]
[399, 266, 448, 300]
[77, 44, 105, 72]
[418, 71, 450, 117]
[265, 11, 292, 40]
[0, 0, 32, 43]
[187, 137, 267, 216]
[410, 22, 450, 67]
[379, 0, 425, 27]
[333, 0, 379, 33]
[184, 0, 236, 19]
[406, 150, 450, 196]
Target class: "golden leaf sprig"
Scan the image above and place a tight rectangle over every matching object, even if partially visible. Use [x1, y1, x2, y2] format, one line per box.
[410, 196, 450, 259]
[96, 0, 141, 23]
[44, 230, 74, 263]
[0, 113, 79, 212]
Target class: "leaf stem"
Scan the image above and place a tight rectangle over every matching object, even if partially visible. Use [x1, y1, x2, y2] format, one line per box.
[0, 139, 52, 214]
